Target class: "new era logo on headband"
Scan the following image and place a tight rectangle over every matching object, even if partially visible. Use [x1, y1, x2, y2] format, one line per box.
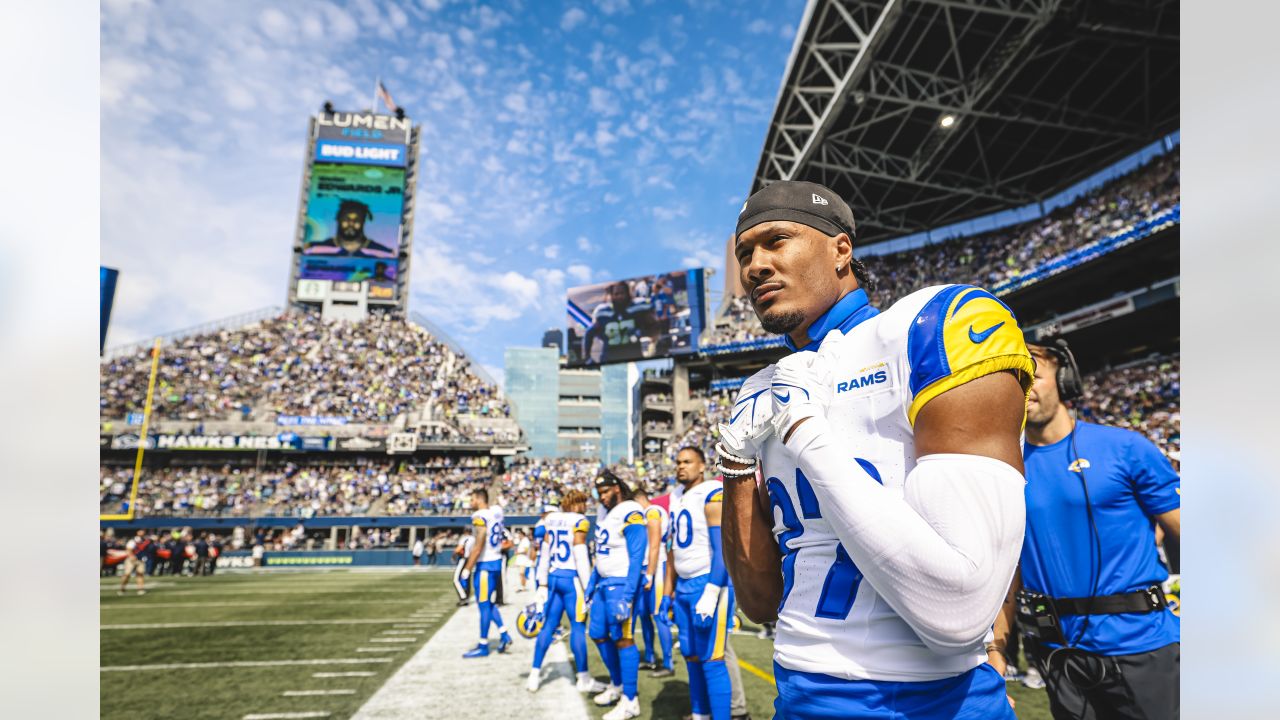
[812, 194, 828, 205]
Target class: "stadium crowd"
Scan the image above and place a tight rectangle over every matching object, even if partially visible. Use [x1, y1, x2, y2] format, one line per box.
[701, 150, 1179, 348]
[100, 457, 494, 518]
[100, 311, 510, 427]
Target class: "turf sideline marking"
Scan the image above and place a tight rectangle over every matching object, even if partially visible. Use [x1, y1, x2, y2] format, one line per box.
[355, 648, 403, 653]
[350, 587, 589, 720]
[102, 618, 414, 630]
[282, 690, 355, 697]
[737, 658, 776, 684]
[243, 713, 330, 719]
[312, 672, 375, 678]
[367, 637, 416, 643]
[102, 658, 392, 672]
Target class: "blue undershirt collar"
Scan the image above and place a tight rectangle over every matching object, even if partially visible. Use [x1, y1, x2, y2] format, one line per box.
[784, 288, 880, 352]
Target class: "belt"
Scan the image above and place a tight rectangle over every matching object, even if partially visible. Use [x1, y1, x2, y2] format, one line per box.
[1052, 585, 1167, 616]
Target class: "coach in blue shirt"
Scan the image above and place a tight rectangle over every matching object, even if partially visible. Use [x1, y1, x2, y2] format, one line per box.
[991, 340, 1180, 720]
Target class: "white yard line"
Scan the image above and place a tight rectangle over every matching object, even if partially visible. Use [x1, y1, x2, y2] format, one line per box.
[101, 600, 422, 610]
[102, 658, 392, 672]
[281, 690, 356, 697]
[366, 637, 416, 643]
[312, 672, 375, 678]
[243, 712, 331, 719]
[379, 630, 424, 635]
[101, 618, 411, 630]
[350, 588, 589, 720]
[355, 648, 402, 653]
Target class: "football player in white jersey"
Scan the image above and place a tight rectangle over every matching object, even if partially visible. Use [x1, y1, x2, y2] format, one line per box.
[586, 469, 649, 720]
[527, 490, 603, 694]
[666, 446, 735, 720]
[452, 531, 475, 605]
[460, 488, 514, 658]
[719, 180, 1033, 719]
[630, 482, 675, 677]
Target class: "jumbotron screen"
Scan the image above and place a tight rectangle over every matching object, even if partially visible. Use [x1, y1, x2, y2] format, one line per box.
[298, 112, 409, 301]
[566, 268, 707, 366]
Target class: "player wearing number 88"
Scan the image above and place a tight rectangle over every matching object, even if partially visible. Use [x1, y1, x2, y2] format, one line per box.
[461, 488, 513, 659]
[719, 181, 1034, 719]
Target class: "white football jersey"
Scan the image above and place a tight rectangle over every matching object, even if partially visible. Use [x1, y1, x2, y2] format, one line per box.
[471, 506, 506, 563]
[594, 500, 646, 578]
[541, 511, 591, 574]
[671, 479, 724, 579]
[642, 503, 670, 569]
[760, 285, 1032, 682]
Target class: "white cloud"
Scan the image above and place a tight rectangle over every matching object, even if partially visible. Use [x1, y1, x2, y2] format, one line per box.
[577, 236, 597, 252]
[589, 86, 619, 115]
[258, 8, 293, 43]
[653, 204, 690, 221]
[561, 7, 588, 31]
[746, 18, 771, 34]
[567, 264, 593, 284]
[503, 92, 528, 114]
[594, 0, 631, 15]
[544, 244, 561, 260]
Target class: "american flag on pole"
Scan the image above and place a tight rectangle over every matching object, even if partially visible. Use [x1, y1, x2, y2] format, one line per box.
[376, 80, 396, 113]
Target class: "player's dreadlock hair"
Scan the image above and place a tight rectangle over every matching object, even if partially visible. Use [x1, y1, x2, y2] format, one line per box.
[850, 256, 875, 294]
[337, 199, 373, 221]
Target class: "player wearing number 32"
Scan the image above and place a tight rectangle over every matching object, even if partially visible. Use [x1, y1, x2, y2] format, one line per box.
[719, 181, 1035, 720]
[586, 469, 649, 720]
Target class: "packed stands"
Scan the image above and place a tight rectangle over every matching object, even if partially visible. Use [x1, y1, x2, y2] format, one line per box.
[100, 456, 494, 518]
[700, 150, 1179, 350]
[1078, 355, 1181, 468]
[100, 311, 511, 427]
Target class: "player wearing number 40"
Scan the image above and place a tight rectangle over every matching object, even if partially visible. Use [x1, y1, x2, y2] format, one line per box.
[718, 180, 1034, 720]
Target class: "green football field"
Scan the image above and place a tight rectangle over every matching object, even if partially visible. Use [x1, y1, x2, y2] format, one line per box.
[101, 570, 1051, 719]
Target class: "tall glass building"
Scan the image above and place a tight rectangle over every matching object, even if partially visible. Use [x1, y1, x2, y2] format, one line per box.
[503, 347, 560, 458]
[504, 347, 634, 463]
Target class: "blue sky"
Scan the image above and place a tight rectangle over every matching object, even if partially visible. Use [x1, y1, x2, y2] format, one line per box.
[100, 0, 806, 382]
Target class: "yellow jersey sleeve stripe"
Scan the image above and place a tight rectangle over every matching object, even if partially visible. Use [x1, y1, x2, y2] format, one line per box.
[573, 518, 591, 534]
[471, 516, 486, 527]
[624, 511, 646, 526]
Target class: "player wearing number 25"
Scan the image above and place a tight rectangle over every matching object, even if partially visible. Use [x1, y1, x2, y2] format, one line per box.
[718, 181, 1035, 720]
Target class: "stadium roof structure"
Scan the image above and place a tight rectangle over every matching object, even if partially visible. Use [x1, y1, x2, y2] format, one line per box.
[751, 0, 1179, 244]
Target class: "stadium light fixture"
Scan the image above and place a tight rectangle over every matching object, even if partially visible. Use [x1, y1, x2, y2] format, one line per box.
[940, 114, 956, 129]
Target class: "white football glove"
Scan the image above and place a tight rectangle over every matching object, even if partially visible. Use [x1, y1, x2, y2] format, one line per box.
[717, 367, 776, 463]
[535, 585, 548, 607]
[770, 351, 834, 442]
[694, 583, 722, 626]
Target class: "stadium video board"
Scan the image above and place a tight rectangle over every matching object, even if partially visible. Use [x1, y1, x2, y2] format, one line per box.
[299, 163, 404, 296]
[297, 112, 410, 302]
[566, 268, 707, 366]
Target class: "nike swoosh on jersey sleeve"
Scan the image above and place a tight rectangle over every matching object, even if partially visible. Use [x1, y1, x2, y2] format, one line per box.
[906, 285, 1034, 426]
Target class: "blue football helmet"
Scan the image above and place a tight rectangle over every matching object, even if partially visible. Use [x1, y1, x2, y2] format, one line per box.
[516, 603, 544, 639]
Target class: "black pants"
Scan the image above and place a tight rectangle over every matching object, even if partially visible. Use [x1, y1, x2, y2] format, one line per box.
[1034, 641, 1179, 720]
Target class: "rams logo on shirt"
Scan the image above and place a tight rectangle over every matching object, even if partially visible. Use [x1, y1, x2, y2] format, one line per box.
[1067, 458, 1091, 473]
[836, 362, 890, 394]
